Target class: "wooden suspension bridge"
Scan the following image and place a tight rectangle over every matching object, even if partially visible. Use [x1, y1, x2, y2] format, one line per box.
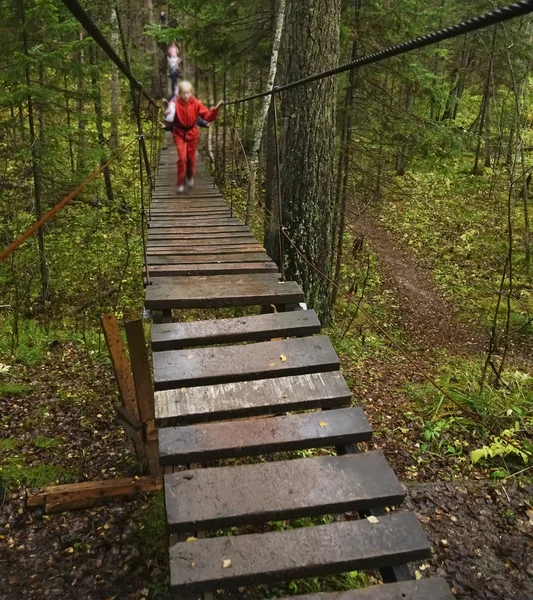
[142, 136, 454, 598]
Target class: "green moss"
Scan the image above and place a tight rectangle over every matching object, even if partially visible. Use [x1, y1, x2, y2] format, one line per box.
[0, 458, 78, 490]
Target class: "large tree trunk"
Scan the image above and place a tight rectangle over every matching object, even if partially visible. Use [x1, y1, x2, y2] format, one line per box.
[144, 0, 161, 98]
[246, 0, 286, 225]
[281, 0, 341, 321]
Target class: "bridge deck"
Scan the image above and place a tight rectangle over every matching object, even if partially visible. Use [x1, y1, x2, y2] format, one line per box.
[145, 140, 452, 598]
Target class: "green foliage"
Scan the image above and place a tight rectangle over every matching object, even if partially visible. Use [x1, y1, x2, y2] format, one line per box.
[0, 382, 33, 397]
[470, 424, 530, 466]
[33, 435, 62, 450]
[0, 457, 77, 490]
[135, 492, 167, 552]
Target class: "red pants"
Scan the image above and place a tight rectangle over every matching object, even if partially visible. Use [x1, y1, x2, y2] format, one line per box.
[173, 131, 198, 185]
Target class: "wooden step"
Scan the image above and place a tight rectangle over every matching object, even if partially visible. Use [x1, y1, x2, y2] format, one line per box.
[153, 335, 339, 390]
[146, 262, 278, 277]
[147, 232, 255, 240]
[146, 252, 272, 264]
[145, 274, 304, 309]
[148, 218, 242, 228]
[146, 243, 264, 252]
[151, 310, 321, 350]
[278, 579, 454, 600]
[165, 452, 403, 532]
[154, 371, 351, 426]
[146, 237, 257, 247]
[168, 512, 430, 592]
[159, 407, 371, 464]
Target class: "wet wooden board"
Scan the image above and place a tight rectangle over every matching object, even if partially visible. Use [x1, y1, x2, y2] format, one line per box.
[148, 226, 250, 236]
[153, 335, 339, 390]
[154, 371, 351, 426]
[148, 218, 241, 227]
[146, 262, 278, 277]
[148, 234, 256, 250]
[146, 253, 272, 265]
[277, 579, 454, 600]
[147, 243, 264, 253]
[158, 407, 371, 464]
[165, 452, 402, 531]
[151, 310, 321, 350]
[145, 274, 303, 309]
[147, 232, 255, 240]
[169, 512, 430, 592]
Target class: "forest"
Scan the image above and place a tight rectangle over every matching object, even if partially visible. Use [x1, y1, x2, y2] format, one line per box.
[0, 0, 532, 598]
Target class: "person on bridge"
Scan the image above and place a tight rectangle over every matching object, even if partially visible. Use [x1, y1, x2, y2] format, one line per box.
[167, 42, 182, 97]
[163, 80, 223, 194]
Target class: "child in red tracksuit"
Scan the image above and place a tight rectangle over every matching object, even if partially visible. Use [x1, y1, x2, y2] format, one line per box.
[163, 81, 222, 194]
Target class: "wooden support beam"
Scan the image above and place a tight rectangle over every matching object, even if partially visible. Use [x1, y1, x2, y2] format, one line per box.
[26, 476, 162, 513]
[124, 318, 160, 476]
[100, 314, 145, 459]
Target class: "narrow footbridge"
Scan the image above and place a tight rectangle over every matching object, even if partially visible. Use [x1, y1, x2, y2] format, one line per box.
[144, 140, 453, 599]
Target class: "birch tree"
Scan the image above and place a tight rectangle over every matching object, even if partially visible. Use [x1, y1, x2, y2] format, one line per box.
[245, 0, 286, 225]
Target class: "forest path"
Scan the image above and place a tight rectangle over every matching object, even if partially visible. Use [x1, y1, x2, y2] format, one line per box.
[352, 211, 486, 356]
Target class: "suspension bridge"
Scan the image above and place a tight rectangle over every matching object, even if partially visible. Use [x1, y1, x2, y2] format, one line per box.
[4, 0, 533, 596]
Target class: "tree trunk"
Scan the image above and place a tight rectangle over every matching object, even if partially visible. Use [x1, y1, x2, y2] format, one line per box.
[281, 0, 341, 321]
[332, 0, 361, 305]
[246, 0, 286, 226]
[90, 45, 114, 203]
[264, 99, 280, 265]
[144, 0, 161, 98]
[21, 0, 49, 308]
[110, 5, 121, 152]
[76, 29, 86, 171]
[473, 34, 495, 176]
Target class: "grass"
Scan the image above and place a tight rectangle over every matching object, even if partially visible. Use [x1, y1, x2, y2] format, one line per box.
[0, 382, 33, 397]
[33, 435, 62, 450]
[134, 491, 167, 553]
[0, 458, 78, 491]
[0, 438, 18, 452]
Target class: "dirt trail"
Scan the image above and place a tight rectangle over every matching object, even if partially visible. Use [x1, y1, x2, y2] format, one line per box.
[354, 213, 485, 355]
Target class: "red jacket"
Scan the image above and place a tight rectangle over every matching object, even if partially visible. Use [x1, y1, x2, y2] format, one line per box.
[171, 96, 219, 142]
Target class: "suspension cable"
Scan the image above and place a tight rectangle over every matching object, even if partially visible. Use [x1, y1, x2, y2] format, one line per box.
[227, 0, 533, 106]
[60, 0, 157, 106]
[271, 94, 285, 282]
[0, 137, 137, 263]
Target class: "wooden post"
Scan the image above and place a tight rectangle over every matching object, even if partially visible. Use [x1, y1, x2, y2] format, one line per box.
[124, 318, 160, 476]
[100, 314, 145, 459]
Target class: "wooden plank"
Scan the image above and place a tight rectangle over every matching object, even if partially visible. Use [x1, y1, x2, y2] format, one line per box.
[146, 262, 278, 277]
[145, 275, 303, 309]
[147, 232, 255, 240]
[158, 407, 371, 465]
[148, 217, 233, 224]
[165, 452, 402, 532]
[146, 238, 258, 247]
[169, 512, 430, 592]
[147, 243, 264, 253]
[277, 579, 454, 600]
[153, 335, 339, 390]
[124, 319, 159, 476]
[151, 310, 321, 350]
[26, 476, 161, 513]
[148, 225, 249, 234]
[146, 253, 272, 264]
[154, 371, 351, 426]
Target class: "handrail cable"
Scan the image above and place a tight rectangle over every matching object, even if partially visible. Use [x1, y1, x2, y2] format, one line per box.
[228, 0, 533, 106]
[60, 0, 157, 107]
[0, 137, 138, 263]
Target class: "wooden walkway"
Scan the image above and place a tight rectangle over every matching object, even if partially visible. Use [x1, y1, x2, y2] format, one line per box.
[145, 140, 453, 598]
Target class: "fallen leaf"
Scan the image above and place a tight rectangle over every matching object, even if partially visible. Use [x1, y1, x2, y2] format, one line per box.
[319, 421, 327, 428]
[280, 354, 287, 362]
[186, 536, 197, 542]
[525, 508, 533, 520]
[222, 558, 232, 568]
[269, 362, 276, 367]
[366, 515, 379, 524]
[190, 562, 195, 568]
